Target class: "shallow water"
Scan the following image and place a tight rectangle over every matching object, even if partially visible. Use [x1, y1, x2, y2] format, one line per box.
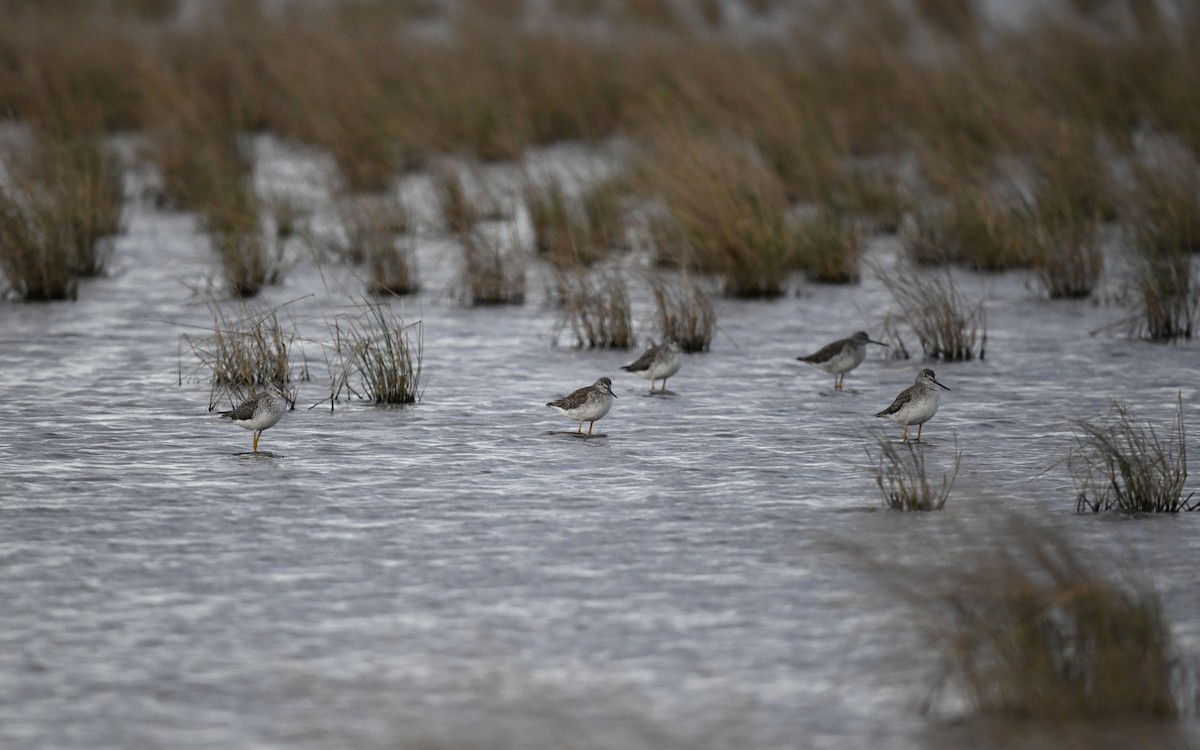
[1, 143, 1199, 749]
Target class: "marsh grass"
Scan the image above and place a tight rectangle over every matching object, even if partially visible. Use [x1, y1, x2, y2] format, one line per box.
[436, 169, 479, 235]
[869, 433, 960, 511]
[523, 177, 611, 267]
[458, 231, 525, 306]
[179, 301, 299, 411]
[792, 208, 861, 284]
[0, 184, 78, 301]
[876, 261, 986, 361]
[911, 522, 1181, 719]
[325, 196, 410, 265]
[905, 191, 1031, 271]
[366, 237, 419, 297]
[641, 134, 795, 298]
[201, 182, 287, 298]
[553, 269, 634, 349]
[29, 133, 124, 277]
[326, 298, 423, 406]
[1126, 240, 1197, 341]
[1129, 162, 1200, 256]
[1026, 194, 1103, 299]
[0, 132, 123, 299]
[649, 274, 716, 353]
[1070, 395, 1194, 513]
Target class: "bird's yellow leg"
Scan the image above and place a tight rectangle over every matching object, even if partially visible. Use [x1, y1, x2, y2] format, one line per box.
[253, 431, 260, 452]
[902, 425, 908, 442]
[588, 421, 595, 435]
[576, 422, 583, 434]
[916, 424, 923, 442]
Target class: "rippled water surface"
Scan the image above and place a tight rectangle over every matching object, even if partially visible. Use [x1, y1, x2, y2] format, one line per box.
[2, 145, 1199, 749]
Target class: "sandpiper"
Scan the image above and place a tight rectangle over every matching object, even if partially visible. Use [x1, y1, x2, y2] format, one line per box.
[621, 336, 681, 392]
[875, 368, 949, 442]
[546, 376, 616, 435]
[220, 384, 290, 452]
[797, 331, 887, 391]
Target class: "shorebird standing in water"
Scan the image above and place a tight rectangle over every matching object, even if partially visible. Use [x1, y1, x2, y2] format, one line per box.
[622, 336, 681, 392]
[796, 331, 888, 391]
[220, 384, 290, 452]
[546, 377, 617, 435]
[875, 368, 949, 442]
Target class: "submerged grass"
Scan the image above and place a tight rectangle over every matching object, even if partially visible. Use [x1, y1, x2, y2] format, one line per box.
[1070, 394, 1194, 513]
[868, 434, 960, 511]
[326, 298, 423, 406]
[876, 261, 986, 361]
[908, 521, 1182, 719]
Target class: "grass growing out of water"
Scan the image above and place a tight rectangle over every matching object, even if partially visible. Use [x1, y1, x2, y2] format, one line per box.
[904, 191, 1030, 271]
[876, 262, 986, 361]
[328, 196, 419, 296]
[793, 208, 861, 284]
[201, 182, 286, 298]
[1070, 395, 1195, 513]
[553, 269, 633, 349]
[868, 432, 960, 508]
[643, 134, 794, 298]
[1027, 205, 1103, 300]
[327, 299, 423, 406]
[1127, 241, 1197, 341]
[435, 169, 479, 235]
[916, 523, 1180, 719]
[0, 133, 123, 300]
[180, 302, 297, 411]
[649, 274, 716, 353]
[868, 434, 960, 511]
[523, 177, 613, 267]
[458, 231, 525, 306]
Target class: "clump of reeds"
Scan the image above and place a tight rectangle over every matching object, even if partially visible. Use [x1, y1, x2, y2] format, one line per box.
[0, 183, 78, 301]
[1026, 201, 1103, 300]
[29, 133, 124, 277]
[649, 274, 716, 353]
[641, 134, 795, 298]
[913, 521, 1180, 719]
[1070, 394, 1194, 513]
[876, 261, 986, 361]
[1126, 240, 1197, 341]
[1128, 160, 1200, 257]
[323, 195, 410, 264]
[553, 269, 633, 349]
[326, 299, 423, 406]
[904, 190, 1031, 271]
[435, 169, 479, 235]
[523, 176, 616, 267]
[793, 208, 861, 284]
[201, 181, 286, 298]
[179, 301, 299, 411]
[0, 133, 124, 299]
[458, 231, 525, 306]
[868, 434, 960, 511]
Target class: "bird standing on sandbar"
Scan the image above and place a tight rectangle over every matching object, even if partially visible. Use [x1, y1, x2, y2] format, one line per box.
[220, 384, 290, 452]
[796, 331, 888, 391]
[546, 377, 617, 435]
[875, 368, 949, 442]
[622, 336, 681, 392]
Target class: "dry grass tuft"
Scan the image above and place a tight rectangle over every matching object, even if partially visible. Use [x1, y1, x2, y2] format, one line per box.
[649, 274, 716, 353]
[179, 301, 299, 411]
[1027, 202, 1103, 300]
[904, 191, 1031, 271]
[435, 169, 480, 235]
[792, 208, 862, 284]
[458, 231, 526, 306]
[912, 522, 1181, 719]
[1071, 394, 1194, 513]
[1126, 241, 1197, 341]
[869, 433, 960, 511]
[366, 238, 419, 297]
[326, 299, 423, 406]
[641, 133, 795, 298]
[523, 176, 617, 267]
[200, 181, 286, 298]
[553, 269, 634, 349]
[876, 261, 986, 361]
